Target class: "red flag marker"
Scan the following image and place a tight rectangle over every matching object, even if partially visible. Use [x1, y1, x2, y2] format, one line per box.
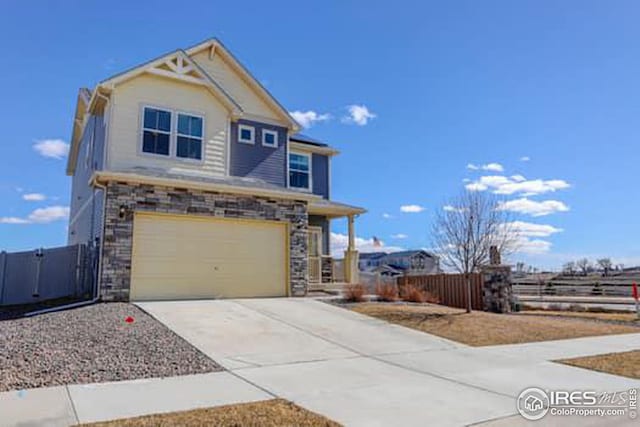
[125, 316, 134, 324]
[633, 283, 639, 320]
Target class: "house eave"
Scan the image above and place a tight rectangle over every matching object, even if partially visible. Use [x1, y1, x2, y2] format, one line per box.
[289, 141, 339, 157]
[308, 200, 366, 218]
[66, 88, 93, 176]
[90, 171, 325, 203]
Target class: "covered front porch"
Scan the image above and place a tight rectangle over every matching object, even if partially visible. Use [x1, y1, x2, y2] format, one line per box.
[307, 200, 365, 292]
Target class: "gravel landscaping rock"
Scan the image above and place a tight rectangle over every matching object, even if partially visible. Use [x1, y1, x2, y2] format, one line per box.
[0, 303, 221, 392]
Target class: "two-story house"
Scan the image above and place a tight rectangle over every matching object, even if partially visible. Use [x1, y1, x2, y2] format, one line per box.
[66, 38, 365, 302]
[359, 250, 440, 276]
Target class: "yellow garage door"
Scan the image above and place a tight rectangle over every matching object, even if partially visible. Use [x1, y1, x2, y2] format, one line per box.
[130, 213, 288, 300]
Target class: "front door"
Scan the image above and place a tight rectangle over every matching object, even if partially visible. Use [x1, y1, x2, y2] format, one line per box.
[308, 227, 323, 284]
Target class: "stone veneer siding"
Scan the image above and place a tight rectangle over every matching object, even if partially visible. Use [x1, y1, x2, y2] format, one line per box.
[100, 181, 308, 301]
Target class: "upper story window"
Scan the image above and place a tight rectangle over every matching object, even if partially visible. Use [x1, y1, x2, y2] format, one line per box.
[177, 114, 203, 160]
[289, 152, 311, 190]
[142, 107, 171, 156]
[262, 129, 278, 148]
[141, 106, 204, 161]
[238, 124, 255, 144]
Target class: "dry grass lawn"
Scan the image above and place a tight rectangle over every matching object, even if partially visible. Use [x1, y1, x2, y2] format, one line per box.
[349, 303, 640, 346]
[519, 310, 640, 324]
[560, 350, 640, 379]
[82, 399, 340, 427]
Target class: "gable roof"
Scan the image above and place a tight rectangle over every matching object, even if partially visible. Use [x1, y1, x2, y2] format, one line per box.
[359, 252, 388, 260]
[185, 38, 299, 131]
[68, 38, 304, 175]
[384, 250, 437, 259]
[99, 49, 243, 117]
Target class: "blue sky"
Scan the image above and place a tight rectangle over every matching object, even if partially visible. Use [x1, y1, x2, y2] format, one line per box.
[0, 1, 639, 269]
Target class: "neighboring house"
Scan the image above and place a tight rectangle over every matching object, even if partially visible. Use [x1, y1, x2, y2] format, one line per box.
[358, 252, 387, 271]
[66, 38, 365, 302]
[359, 250, 440, 276]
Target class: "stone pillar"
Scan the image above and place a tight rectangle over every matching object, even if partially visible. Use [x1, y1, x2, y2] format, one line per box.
[481, 265, 513, 313]
[489, 245, 501, 265]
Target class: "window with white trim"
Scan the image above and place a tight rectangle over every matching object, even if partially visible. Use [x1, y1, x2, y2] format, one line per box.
[238, 124, 255, 144]
[289, 152, 311, 190]
[142, 107, 171, 156]
[176, 113, 203, 160]
[262, 129, 278, 148]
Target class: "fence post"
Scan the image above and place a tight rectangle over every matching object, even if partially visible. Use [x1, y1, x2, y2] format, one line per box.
[0, 251, 7, 305]
[75, 244, 84, 297]
[32, 248, 44, 297]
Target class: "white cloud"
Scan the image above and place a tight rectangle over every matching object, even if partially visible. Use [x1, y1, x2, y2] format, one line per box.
[465, 175, 570, 196]
[502, 221, 563, 256]
[0, 205, 69, 225]
[0, 217, 30, 224]
[467, 163, 504, 172]
[482, 163, 504, 172]
[508, 221, 563, 237]
[520, 156, 530, 162]
[330, 232, 403, 256]
[342, 104, 376, 126]
[400, 204, 425, 213]
[289, 110, 331, 128]
[391, 233, 408, 239]
[22, 193, 46, 201]
[382, 213, 393, 219]
[516, 238, 553, 254]
[498, 198, 570, 217]
[33, 139, 70, 159]
[465, 182, 488, 192]
[28, 206, 70, 223]
[443, 205, 468, 213]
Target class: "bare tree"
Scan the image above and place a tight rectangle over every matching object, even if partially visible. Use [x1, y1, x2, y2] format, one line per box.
[597, 258, 613, 276]
[576, 258, 591, 276]
[563, 261, 576, 276]
[432, 190, 518, 312]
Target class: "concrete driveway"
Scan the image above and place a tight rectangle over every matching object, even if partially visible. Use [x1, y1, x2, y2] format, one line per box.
[138, 298, 640, 427]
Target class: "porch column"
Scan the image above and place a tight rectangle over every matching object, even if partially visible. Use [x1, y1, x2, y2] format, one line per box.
[344, 215, 359, 284]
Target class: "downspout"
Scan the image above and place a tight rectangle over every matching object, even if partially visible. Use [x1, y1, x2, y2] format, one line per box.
[24, 180, 107, 317]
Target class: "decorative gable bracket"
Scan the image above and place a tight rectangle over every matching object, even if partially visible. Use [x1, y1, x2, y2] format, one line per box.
[147, 54, 209, 87]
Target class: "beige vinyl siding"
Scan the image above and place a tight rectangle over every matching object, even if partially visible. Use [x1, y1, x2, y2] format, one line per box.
[130, 213, 288, 300]
[191, 51, 281, 122]
[107, 74, 228, 176]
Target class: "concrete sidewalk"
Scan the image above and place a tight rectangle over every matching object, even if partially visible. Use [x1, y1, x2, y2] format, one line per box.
[0, 372, 271, 426]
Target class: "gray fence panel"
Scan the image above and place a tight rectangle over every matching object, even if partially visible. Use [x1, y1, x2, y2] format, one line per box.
[0, 244, 92, 307]
[1, 250, 38, 305]
[37, 245, 80, 301]
[0, 251, 6, 303]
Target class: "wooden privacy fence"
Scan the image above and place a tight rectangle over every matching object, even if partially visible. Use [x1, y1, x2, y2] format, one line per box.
[398, 273, 483, 310]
